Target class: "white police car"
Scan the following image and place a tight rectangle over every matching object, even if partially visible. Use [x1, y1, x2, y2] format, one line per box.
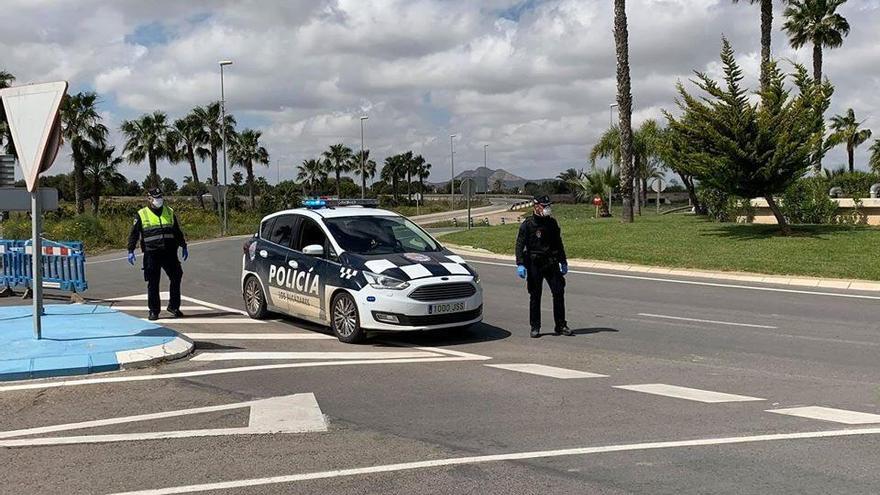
[241, 199, 483, 343]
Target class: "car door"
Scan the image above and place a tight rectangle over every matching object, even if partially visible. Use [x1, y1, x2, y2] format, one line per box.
[287, 216, 331, 321]
[262, 214, 300, 314]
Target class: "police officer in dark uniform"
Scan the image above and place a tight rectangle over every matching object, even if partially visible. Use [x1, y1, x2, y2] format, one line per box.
[127, 188, 189, 321]
[515, 195, 572, 338]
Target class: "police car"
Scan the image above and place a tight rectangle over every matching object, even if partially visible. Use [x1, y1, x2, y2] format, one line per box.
[241, 199, 483, 343]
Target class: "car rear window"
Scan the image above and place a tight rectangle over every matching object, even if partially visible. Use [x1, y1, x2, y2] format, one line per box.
[260, 218, 276, 239]
[268, 215, 297, 247]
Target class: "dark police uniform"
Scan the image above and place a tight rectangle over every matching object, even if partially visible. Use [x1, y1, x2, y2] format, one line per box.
[515, 211, 567, 333]
[127, 205, 187, 316]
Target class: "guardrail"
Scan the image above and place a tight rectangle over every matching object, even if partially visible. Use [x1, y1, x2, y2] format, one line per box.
[0, 239, 87, 300]
[508, 199, 534, 211]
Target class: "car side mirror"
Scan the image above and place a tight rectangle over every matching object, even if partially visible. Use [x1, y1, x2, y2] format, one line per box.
[303, 244, 324, 257]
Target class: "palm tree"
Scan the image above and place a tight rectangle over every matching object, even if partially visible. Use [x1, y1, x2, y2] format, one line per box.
[229, 129, 270, 208]
[193, 102, 236, 186]
[380, 154, 404, 202]
[416, 159, 432, 194]
[590, 126, 622, 170]
[83, 142, 123, 215]
[169, 114, 208, 208]
[731, 0, 774, 89]
[783, 0, 850, 82]
[297, 158, 326, 195]
[614, 0, 635, 223]
[870, 140, 880, 175]
[405, 152, 421, 199]
[0, 70, 14, 154]
[322, 143, 354, 197]
[633, 119, 664, 211]
[827, 108, 872, 172]
[120, 111, 172, 188]
[352, 149, 377, 196]
[60, 92, 108, 214]
[570, 167, 619, 216]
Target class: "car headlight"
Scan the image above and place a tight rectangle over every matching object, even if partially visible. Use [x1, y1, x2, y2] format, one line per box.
[472, 272, 481, 285]
[363, 271, 410, 290]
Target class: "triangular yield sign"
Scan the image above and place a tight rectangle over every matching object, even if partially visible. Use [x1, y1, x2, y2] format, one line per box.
[0, 81, 68, 191]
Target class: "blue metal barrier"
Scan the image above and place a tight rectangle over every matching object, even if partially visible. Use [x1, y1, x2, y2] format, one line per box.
[0, 240, 21, 293]
[22, 239, 88, 293]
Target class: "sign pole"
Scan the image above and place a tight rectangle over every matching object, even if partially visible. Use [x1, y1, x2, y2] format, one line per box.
[31, 190, 43, 339]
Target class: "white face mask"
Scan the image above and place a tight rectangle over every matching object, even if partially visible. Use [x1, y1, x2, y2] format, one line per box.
[539, 205, 552, 217]
[150, 198, 164, 208]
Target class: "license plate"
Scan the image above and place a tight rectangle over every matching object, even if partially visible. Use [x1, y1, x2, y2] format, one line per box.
[428, 301, 465, 314]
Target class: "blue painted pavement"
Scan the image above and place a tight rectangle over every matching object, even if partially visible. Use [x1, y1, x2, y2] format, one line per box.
[0, 304, 179, 381]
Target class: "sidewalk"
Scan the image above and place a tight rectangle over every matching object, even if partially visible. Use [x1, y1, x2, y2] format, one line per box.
[0, 304, 193, 381]
[446, 244, 880, 292]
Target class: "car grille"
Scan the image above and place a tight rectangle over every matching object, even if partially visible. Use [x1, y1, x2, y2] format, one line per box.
[373, 306, 483, 326]
[409, 282, 476, 302]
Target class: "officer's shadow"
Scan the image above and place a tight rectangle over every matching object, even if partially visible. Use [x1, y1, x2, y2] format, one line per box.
[568, 327, 618, 336]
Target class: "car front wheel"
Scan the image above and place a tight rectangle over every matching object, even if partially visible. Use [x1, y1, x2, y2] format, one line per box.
[243, 275, 269, 320]
[331, 292, 365, 343]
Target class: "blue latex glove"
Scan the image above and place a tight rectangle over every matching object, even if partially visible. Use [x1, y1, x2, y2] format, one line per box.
[182, 247, 189, 261]
[516, 265, 526, 279]
[127, 252, 136, 265]
[560, 263, 568, 275]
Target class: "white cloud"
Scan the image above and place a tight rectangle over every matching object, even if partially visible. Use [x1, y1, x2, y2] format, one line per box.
[2, 0, 878, 184]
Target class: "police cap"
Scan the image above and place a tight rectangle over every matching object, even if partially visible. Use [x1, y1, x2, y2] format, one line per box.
[533, 195, 552, 206]
[147, 187, 164, 199]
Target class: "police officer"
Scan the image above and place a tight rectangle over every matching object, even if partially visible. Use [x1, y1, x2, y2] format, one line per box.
[515, 195, 572, 338]
[127, 188, 188, 321]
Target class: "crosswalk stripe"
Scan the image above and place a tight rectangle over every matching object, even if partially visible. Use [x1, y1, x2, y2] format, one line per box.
[184, 333, 335, 340]
[144, 318, 264, 324]
[112, 306, 212, 312]
[613, 384, 764, 403]
[485, 363, 607, 379]
[190, 350, 443, 361]
[767, 406, 880, 425]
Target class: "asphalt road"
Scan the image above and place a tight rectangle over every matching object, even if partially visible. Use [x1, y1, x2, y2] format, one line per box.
[2, 235, 880, 494]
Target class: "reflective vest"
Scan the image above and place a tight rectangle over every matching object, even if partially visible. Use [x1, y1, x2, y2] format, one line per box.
[138, 206, 176, 252]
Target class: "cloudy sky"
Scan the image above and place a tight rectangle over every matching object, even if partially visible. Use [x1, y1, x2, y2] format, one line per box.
[3, 0, 879, 185]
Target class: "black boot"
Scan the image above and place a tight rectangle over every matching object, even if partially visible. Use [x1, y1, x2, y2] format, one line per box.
[148, 311, 159, 321]
[556, 325, 573, 336]
[167, 308, 184, 318]
[530, 328, 541, 338]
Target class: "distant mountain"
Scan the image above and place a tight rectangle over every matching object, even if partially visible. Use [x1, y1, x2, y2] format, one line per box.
[431, 166, 552, 187]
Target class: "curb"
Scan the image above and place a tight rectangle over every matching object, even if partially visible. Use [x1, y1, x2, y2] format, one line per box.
[446, 244, 880, 293]
[0, 333, 194, 382]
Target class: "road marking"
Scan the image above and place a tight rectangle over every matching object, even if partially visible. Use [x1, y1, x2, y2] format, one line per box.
[86, 236, 252, 265]
[107, 426, 880, 495]
[485, 364, 607, 379]
[184, 333, 335, 340]
[0, 356, 487, 392]
[144, 318, 265, 324]
[637, 313, 778, 329]
[378, 341, 492, 361]
[767, 406, 880, 425]
[613, 384, 764, 403]
[465, 259, 880, 301]
[111, 293, 248, 316]
[0, 393, 326, 447]
[111, 306, 212, 312]
[190, 350, 442, 361]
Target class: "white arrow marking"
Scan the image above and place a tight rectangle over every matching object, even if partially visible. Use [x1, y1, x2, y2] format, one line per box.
[0, 393, 326, 447]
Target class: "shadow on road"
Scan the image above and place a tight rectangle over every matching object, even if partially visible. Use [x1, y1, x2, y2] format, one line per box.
[376, 322, 511, 347]
[571, 327, 619, 336]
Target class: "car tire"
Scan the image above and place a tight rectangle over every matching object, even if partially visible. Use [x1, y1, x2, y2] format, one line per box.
[331, 291, 365, 344]
[243, 275, 269, 320]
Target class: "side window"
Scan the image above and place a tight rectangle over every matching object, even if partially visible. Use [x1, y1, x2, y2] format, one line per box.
[296, 218, 328, 252]
[269, 215, 298, 248]
[260, 217, 276, 240]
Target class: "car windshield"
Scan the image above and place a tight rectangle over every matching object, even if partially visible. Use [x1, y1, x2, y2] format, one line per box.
[323, 216, 441, 255]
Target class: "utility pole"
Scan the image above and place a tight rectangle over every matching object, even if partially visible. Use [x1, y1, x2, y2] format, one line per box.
[219, 60, 233, 236]
[449, 134, 457, 208]
[360, 115, 368, 199]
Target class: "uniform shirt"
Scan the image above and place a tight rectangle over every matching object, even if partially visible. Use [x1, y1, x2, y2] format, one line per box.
[127, 206, 187, 253]
[515, 214, 567, 266]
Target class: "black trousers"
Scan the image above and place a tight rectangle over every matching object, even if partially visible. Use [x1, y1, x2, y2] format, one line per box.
[526, 259, 566, 330]
[143, 250, 182, 314]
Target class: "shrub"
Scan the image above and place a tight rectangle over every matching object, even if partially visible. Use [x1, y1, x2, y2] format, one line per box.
[697, 187, 734, 222]
[782, 177, 838, 224]
[829, 171, 877, 197]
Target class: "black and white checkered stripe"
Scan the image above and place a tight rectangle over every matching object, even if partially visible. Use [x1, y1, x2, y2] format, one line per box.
[339, 267, 358, 280]
[362, 253, 473, 281]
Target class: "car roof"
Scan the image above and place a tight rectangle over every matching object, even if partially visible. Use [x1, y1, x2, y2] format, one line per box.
[262, 206, 402, 222]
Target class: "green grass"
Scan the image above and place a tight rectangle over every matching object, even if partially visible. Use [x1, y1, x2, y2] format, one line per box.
[388, 198, 490, 217]
[443, 204, 880, 281]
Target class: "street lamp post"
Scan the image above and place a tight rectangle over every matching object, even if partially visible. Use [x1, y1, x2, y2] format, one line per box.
[219, 60, 233, 236]
[483, 144, 488, 196]
[360, 115, 368, 199]
[450, 134, 457, 208]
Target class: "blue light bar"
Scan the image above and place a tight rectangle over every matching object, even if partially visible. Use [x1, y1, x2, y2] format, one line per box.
[303, 199, 327, 208]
